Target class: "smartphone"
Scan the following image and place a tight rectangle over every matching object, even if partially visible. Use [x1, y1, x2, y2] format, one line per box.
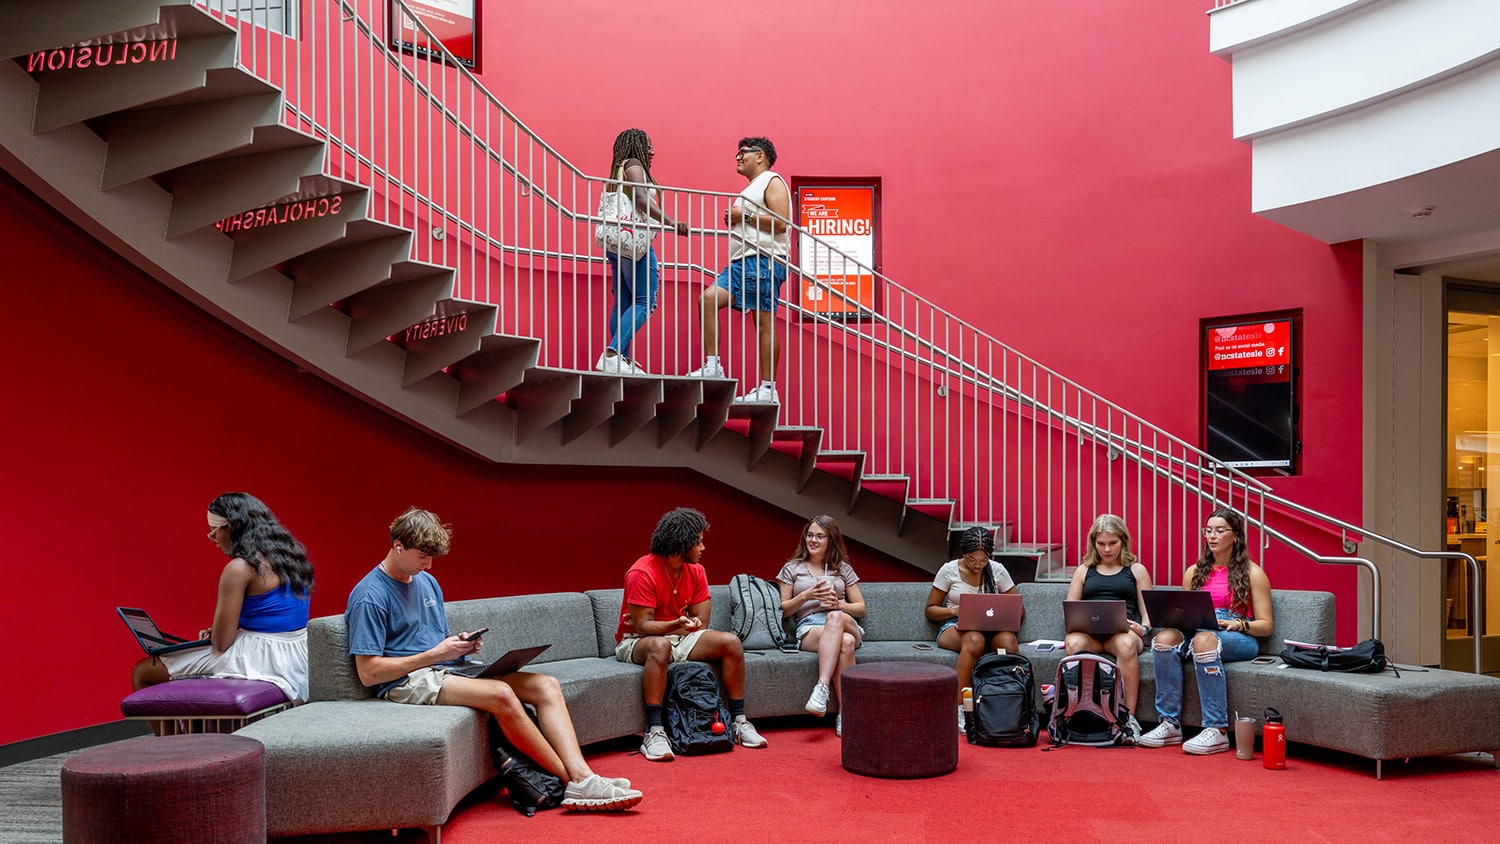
[1250, 655, 1277, 665]
[460, 627, 489, 641]
[1034, 643, 1057, 652]
[912, 643, 934, 651]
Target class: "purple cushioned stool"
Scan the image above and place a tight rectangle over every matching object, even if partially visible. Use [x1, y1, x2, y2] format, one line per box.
[120, 678, 290, 735]
[62, 734, 264, 843]
[841, 662, 959, 778]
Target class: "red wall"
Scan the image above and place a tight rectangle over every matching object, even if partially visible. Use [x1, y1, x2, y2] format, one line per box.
[0, 171, 923, 744]
[4, 0, 1367, 744]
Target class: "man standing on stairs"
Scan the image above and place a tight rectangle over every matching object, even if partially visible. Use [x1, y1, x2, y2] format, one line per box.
[615, 507, 769, 760]
[686, 137, 791, 405]
[346, 507, 643, 812]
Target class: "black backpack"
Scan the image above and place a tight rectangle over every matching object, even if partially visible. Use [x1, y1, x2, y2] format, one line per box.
[662, 662, 734, 755]
[1048, 653, 1128, 746]
[966, 651, 1039, 747]
[728, 573, 797, 652]
[489, 726, 565, 816]
[1278, 638, 1393, 674]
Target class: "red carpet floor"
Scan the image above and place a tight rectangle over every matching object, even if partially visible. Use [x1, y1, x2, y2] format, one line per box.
[434, 718, 1500, 843]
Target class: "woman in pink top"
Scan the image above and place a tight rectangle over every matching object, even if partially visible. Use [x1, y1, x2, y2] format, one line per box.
[1137, 508, 1273, 755]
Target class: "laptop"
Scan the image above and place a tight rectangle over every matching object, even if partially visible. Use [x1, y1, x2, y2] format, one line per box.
[116, 607, 212, 657]
[956, 593, 1024, 632]
[1141, 590, 1219, 632]
[441, 644, 550, 680]
[1063, 599, 1129, 636]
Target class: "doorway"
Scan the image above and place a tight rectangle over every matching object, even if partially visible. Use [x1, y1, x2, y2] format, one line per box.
[1443, 289, 1500, 672]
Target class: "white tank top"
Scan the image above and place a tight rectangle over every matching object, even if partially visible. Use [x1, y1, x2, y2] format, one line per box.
[728, 169, 790, 262]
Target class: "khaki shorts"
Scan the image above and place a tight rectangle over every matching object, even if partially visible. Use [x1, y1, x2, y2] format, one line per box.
[615, 630, 708, 664]
[384, 666, 449, 705]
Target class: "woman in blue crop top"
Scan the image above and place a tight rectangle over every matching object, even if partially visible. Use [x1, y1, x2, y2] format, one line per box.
[130, 492, 316, 705]
[1064, 514, 1154, 742]
[1138, 508, 1272, 755]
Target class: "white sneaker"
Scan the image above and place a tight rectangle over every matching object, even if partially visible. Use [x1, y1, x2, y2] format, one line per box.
[957, 706, 967, 734]
[1138, 721, 1182, 747]
[805, 682, 830, 716]
[835, 712, 842, 738]
[596, 353, 646, 375]
[561, 773, 643, 811]
[1124, 714, 1142, 745]
[640, 726, 674, 762]
[1184, 726, 1230, 755]
[734, 384, 780, 404]
[733, 717, 768, 748]
[686, 359, 726, 378]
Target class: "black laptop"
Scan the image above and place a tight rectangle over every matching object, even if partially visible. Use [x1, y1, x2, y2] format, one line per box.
[441, 644, 551, 680]
[117, 607, 212, 657]
[1141, 590, 1219, 632]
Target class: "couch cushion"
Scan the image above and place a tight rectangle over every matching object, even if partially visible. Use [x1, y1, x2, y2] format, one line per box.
[854, 581, 943, 642]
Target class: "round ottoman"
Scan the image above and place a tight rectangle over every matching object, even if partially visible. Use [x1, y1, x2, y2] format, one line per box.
[61, 734, 265, 843]
[841, 661, 958, 778]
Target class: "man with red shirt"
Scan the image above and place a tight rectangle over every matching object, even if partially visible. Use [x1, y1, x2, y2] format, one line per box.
[615, 507, 767, 761]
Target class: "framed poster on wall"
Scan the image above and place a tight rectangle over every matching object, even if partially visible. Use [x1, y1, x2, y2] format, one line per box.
[390, 0, 479, 69]
[792, 181, 879, 321]
[1201, 312, 1301, 474]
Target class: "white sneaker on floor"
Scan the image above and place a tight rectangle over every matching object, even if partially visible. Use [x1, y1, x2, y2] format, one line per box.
[835, 712, 842, 737]
[1184, 726, 1230, 755]
[686, 359, 726, 378]
[640, 726, 674, 762]
[561, 774, 643, 811]
[733, 717, 768, 748]
[734, 384, 779, 404]
[1124, 714, 1142, 745]
[805, 682, 830, 716]
[957, 706, 967, 734]
[1137, 721, 1182, 747]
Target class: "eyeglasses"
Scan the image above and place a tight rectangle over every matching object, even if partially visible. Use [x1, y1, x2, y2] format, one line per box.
[1203, 526, 1233, 537]
[206, 525, 224, 539]
[805, 532, 829, 541]
[735, 147, 763, 158]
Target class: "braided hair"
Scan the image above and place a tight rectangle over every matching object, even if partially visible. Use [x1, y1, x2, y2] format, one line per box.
[956, 526, 998, 594]
[609, 128, 656, 184]
[1188, 507, 1252, 616]
[208, 492, 315, 597]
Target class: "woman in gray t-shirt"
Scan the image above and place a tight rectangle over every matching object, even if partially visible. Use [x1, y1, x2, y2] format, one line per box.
[776, 515, 865, 736]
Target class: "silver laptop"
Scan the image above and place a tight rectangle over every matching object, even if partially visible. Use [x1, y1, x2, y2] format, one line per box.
[441, 644, 550, 680]
[1063, 600, 1129, 636]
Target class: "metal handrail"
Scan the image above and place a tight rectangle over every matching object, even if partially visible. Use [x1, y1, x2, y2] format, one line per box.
[192, 0, 1480, 668]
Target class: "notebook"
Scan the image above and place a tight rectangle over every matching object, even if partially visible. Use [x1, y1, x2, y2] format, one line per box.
[956, 593, 1024, 632]
[440, 644, 551, 680]
[116, 607, 212, 657]
[1141, 590, 1219, 632]
[1063, 599, 1129, 636]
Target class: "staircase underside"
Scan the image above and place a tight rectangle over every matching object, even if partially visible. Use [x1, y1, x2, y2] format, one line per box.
[0, 2, 958, 567]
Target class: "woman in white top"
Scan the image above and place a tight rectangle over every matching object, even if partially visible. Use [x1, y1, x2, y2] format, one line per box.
[596, 128, 689, 375]
[925, 526, 1020, 731]
[777, 515, 865, 736]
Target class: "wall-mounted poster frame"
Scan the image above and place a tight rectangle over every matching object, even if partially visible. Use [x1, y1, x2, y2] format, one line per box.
[790, 178, 881, 322]
[389, 0, 480, 70]
[1200, 309, 1302, 475]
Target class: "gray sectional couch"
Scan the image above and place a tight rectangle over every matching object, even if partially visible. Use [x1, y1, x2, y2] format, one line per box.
[237, 581, 1500, 840]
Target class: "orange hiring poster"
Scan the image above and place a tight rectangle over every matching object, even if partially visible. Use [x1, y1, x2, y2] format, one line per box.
[799, 186, 875, 318]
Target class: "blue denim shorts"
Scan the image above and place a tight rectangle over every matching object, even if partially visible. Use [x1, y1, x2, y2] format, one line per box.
[937, 618, 959, 640]
[795, 611, 865, 644]
[713, 256, 787, 313]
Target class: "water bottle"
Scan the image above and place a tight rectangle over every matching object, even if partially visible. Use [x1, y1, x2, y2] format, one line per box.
[1262, 707, 1286, 769]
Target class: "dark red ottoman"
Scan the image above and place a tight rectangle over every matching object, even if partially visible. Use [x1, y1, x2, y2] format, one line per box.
[120, 678, 290, 735]
[841, 662, 958, 778]
[62, 734, 265, 843]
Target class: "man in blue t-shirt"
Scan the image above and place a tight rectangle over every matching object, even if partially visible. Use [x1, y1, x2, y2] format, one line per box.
[345, 507, 641, 812]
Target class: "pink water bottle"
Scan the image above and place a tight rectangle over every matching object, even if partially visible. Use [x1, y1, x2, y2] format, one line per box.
[1262, 707, 1286, 769]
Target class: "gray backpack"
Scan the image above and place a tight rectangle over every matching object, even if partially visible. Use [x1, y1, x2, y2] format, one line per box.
[728, 574, 797, 652]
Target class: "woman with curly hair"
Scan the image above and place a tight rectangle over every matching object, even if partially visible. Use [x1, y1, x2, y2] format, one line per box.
[596, 128, 690, 375]
[1063, 513, 1153, 741]
[131, 492, 316, 704]
[925, 526, 1022, 732]
[777, 515, 865, 736]
[1138, 507, 1272, 755]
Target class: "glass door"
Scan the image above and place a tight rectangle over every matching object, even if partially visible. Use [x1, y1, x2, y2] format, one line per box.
[1444, 296, 1500, 672]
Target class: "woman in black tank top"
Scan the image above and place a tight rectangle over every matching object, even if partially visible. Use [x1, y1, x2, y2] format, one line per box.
[1064, 514, 1154, 741]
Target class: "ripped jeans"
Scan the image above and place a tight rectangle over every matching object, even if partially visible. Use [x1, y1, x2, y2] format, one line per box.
[1151, 609, 1259, 729]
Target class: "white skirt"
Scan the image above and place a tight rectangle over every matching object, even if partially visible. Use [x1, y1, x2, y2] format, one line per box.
[159, 628, 308, 704]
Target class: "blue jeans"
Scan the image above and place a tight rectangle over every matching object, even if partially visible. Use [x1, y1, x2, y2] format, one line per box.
[1151, 608, 1259, 729]
[713, 255, 787, 313]
[605, 248, 659, 359]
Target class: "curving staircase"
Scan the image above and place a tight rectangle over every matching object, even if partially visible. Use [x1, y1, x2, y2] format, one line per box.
[0, 0, 959, 566]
